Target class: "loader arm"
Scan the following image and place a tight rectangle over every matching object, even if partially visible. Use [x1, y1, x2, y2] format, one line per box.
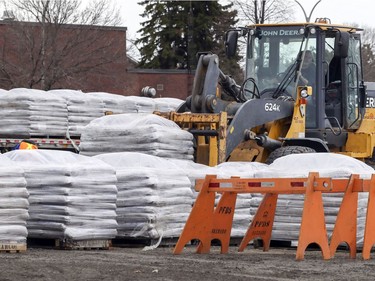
[226, 98, 294, 159]
[186, 53, 243, 115]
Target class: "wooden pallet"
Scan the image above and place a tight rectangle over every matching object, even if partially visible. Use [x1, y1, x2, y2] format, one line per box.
[57, 239, 112, 250]
[251, 239, 294, 249]
[191, 237, 255, 247]
[0, 243, 27, 253]
[27, 238, 112, 250]
[112, 237, 183, 248]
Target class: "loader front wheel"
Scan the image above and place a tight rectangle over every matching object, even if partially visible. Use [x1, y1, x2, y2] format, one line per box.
[265, 146, 316, 164]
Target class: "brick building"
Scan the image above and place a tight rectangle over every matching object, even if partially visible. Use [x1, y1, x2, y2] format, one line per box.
[0, 20, 193, 100]
[127, 69, 194, 100]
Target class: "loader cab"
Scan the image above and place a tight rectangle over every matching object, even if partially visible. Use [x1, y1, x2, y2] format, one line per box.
[240, 22, 366, 149]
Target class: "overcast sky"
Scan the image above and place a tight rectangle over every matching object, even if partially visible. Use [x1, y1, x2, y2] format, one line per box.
[121, 0, 375, 38]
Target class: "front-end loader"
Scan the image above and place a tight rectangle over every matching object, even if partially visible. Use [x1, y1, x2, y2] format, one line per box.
[160, 19, 375, 166]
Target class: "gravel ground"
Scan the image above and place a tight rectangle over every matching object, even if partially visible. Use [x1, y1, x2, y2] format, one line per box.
[1, 245, 375, 281]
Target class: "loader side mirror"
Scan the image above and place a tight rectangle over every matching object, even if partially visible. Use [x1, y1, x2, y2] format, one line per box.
[225, 30, 238, 58]
[334, 31, 349, 58]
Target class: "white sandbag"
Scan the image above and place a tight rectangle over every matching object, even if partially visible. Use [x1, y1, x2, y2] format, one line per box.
[87, 92, 131, 114]
[5, 88, 69, 137]
[251, 153, 375, 244]
[80, 113, 194, 160]
[255, 153, 374, 178]
[0, 155, 28, 243]
[123, 96, 156, 113]
[154, 97, 184, 112]
[95, 152, 193, 240]
[4, 150, 118, 240]
[49, 89, 105, 136]
[215, 161, 269, 178]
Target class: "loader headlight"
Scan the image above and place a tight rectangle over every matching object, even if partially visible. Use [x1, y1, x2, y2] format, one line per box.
[300, 89, 309, 98]
[299, 86, 312, 98]
[299, 26, 316, 37]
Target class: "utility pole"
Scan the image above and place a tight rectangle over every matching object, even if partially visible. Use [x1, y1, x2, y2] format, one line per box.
[187, 0, 192, 73]
[260, 0, 265, 24]
[41, 0, 50, 90]
[254, 0, 266, 24]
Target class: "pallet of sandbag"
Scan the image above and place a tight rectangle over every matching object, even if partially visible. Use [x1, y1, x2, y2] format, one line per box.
[28, 238, 112, 250]
[0, 242, 27, 253]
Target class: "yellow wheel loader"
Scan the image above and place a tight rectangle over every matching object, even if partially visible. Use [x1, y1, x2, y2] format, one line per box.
[161, 19, 375, 166]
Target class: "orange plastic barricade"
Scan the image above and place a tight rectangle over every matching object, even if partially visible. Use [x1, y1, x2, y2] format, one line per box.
[173, 172, 375, 261]
[329, 175, 359, 258]
[238, 193, 278, 253]
[173, 175, 237, 254]
[362, 175, 375, 260]
[295, 173, 330, 260]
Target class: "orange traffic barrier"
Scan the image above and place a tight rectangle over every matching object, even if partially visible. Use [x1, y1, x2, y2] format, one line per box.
[238, 193, 277, 253]
[363, 175, 375, 260]
[329, 174, 359, 258]
[173, 172, 375, 260]
[173, 175, 237, 254]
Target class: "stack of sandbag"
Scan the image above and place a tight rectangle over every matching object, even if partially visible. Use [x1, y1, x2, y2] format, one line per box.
[95, 152, 194, 240]
[4, 150, 118, 241]
[49, 89, 105, 137]
[166, 158, 216, 199]
[215, 161, 269, 237]
[88, 93, 184, 113]
[87, 92, 133, 115]
[0, 88, 68, 137]
[0, 155, 29, 245]
[167, 159, 269, 238]
[251, 153, 374, 244]
[154, 97, 184, 112]
[79, 113, 194, 160]
[122, 96, 156, 113]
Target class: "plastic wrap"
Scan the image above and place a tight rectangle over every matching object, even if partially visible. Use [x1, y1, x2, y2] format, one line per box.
[0, 154, 28, 243]
[0, 88, 182, 138]
[5, 150, 118, 240]
[2, 88, 69, 137]
[95, 152, 193, 240]
[49, 89, 105, 137]
[211, 161, 271, 237]
[251, 153, 375, 244]
[84, 94, 156, 114]
[154, 97, 184, 112]
[80, 113, 194, 160]
[122, 96, 156, 113]
[255, 153, 374, 178]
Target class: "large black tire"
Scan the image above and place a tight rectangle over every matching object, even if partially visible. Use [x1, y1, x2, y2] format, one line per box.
[266, 146, 316, 164]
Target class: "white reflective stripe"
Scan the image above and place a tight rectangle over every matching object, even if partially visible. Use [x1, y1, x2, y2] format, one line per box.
[261, 182, 275, 187]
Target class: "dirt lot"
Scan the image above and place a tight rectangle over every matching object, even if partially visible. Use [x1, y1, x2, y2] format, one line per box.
[1, 244, 375, 281]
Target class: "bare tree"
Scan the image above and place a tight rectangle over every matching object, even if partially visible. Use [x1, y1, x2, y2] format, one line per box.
[233, 0, 295, 25]
[126, 34, 140, 65]
[331, 22, 375, 82]
[229, 0, 295, 70]
[360, 25, 375, 82]
[0, 0, 125, 90]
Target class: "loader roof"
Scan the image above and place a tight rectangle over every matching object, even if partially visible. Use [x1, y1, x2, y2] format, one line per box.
[247, 21, 363, 33]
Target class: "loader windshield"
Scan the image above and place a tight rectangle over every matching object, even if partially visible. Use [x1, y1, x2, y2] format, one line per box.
[246, 26, 317, 99]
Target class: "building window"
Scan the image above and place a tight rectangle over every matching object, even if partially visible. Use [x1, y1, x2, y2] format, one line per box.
[156, 84, 164, 91]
